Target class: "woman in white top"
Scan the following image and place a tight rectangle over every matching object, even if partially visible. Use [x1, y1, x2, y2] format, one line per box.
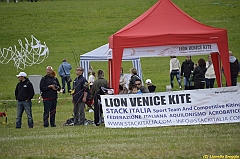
[169, 56, 182, 89]
[119, 67, 128, 94]
[205, 55, 216, 88]
[88, 71, 95, 89]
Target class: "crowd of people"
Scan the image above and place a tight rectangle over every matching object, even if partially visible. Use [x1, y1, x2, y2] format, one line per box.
[171, 51, 239, 90]
[14, 51, 239, 128]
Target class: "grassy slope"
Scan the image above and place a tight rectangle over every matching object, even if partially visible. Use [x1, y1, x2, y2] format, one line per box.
[0, 0, 240, 158]
[0, 0, 239, 99]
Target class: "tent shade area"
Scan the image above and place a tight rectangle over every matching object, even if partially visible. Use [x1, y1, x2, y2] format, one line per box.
[109, 0, 231, 94]
[80, 43, 143, 81]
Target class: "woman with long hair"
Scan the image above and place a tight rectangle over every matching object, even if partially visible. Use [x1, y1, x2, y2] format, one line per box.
[193, 58, 207, 89]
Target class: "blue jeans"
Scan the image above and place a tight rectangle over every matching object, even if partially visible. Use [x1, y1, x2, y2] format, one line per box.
[184, 77, 192, 87]
[205, 78, 215, 88]
[61, 76, 71, 93]
[170, 70, 182, 88]
[16, 101, 33, 128]
[43, 100, 57, 127]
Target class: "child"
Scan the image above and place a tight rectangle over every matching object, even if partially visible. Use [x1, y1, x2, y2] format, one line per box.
[129, 85, 140, 94]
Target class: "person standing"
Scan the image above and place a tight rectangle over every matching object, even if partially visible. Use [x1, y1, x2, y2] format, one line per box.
[40, 66, 61, 128]
[15, 72, 35, 128]
[88, 71, 95, 90]
[193, 58, 207, 89]
[119, 67, 127, 88]
[170, 56, 182, 89]
[72, 67, 89, 125]
[119, 67, 128, 94]
[229, 51, 239, 86]
[58, 58, 72, 93]
[92, 69, 108, 126]
[205, 55, 216, 88]
[180, 56, 194, 90]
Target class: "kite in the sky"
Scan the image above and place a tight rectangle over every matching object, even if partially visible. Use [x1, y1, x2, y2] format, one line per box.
[0, 35, 49, 70]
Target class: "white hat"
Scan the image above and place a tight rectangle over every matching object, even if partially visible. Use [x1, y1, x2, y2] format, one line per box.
[46, 66, 53, 70]
[16, 72, 27, 77]
[145, 79, 152, 84]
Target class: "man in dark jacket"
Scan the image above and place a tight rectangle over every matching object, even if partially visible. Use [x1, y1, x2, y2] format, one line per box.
[15, 72, 35, 128]
[229, 51, 239, 86]
[72, 67, 89, 125]
[92, 70, 108, 126]
[40, 66, 61, 127]
[181, 56, 194, 90]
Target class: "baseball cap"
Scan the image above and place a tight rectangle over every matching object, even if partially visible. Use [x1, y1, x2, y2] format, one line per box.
[16, 72, 27, 77]
[46, 66, 53, 70]
[145, 79, 152, 84]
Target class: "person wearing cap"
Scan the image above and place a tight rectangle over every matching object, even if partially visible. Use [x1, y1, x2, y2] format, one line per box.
[40, 66, 61, 127]
[58, 58, 72, 94]
[145, 79, 156, 93]
[15, 72, 35, 128]
[72, 67, 89, 125]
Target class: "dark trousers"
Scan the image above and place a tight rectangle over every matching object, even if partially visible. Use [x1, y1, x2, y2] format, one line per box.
[43, 100, 57, 127]
[61, 76, 71, 93]
[226, 76, 237, 86]
[94, 96, 103, 126]
[73, 102, 85, 125]
[194, 81, 205, 89]
[231, 76, 237, 86]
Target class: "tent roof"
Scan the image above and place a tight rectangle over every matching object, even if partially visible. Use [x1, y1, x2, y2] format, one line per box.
[80, 44, 140, 61]
[108, 0, 231, 94]
[109, 0, 227, 48]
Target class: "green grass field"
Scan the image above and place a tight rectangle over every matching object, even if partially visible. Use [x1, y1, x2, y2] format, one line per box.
[0, 0, 240, 158]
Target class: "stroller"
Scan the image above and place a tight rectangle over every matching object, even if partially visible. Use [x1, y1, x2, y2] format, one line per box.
[94, 87, 114, 126]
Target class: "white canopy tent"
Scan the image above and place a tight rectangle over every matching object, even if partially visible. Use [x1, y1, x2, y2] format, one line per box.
[80, 43, 143, 81]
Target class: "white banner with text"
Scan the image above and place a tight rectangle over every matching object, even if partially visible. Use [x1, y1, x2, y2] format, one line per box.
[122, 43, 219, 58]
[101, 86, 240, 128]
